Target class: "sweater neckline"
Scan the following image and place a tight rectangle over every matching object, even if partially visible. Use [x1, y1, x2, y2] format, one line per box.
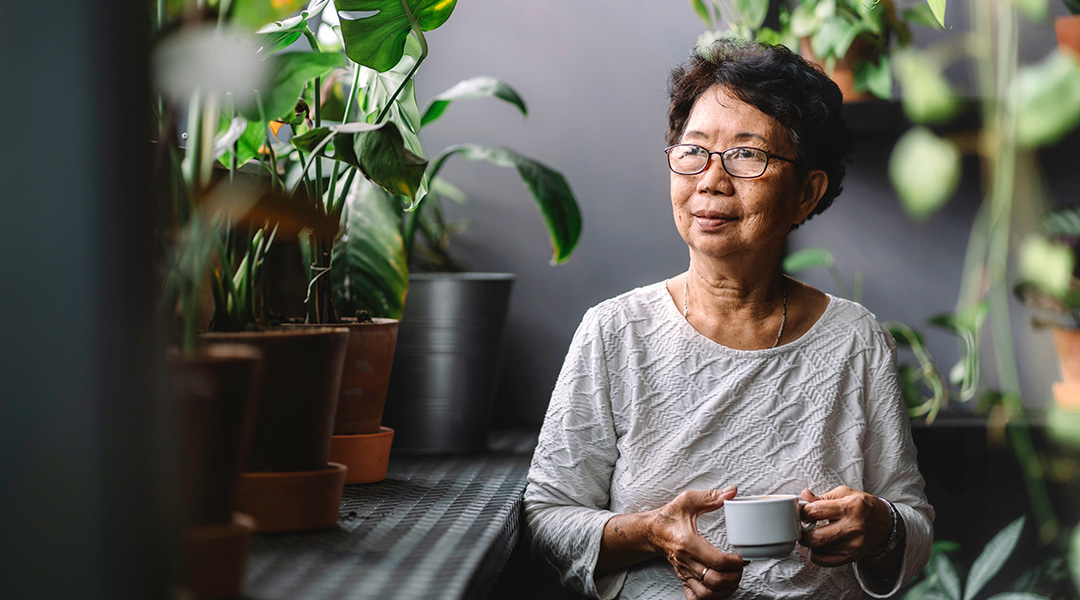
[649, 280, 837, 356]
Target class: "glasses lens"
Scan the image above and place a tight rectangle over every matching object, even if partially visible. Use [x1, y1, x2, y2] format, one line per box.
[667, 144, 709, 174]
[722, 147, 768, 178]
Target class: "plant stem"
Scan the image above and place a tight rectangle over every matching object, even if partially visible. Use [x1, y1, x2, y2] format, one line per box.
[374, 0, 428, 125]
[976, 0, 1058, 543]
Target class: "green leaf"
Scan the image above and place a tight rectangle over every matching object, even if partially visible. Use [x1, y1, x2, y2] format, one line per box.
[964, 516, 1027, 600]
[893, 49, 961, 124]
[254, 0, 332, 56]
[421, 76, 528, 128]
[790, 1, 822, 38]
[292, 121, 428, 200]
[811, 16, 857, 61]
[935, 552, 962, 600]
[217, 116, 266, 168]
[232, 0, 308, 31]
[783, 247, 835, 273]
[927, 0, 947, 28]
[903, 5, 945, 29]
[691, 0, 712, 27]
[336, 0, 457, 72]
[244, 51, 345, 122]
[889, 127, 960, 220]
[1018, 236, 1074, 298]
[1047, 406, 1080, 449]
[358, 35, 428, 198]
[330, 176, 408, 319]
[1010, 0, 1047, 22]
[1014, 51, 1080, 148]
[984, 593, 1053, 600]
[429, 144, 582, 264]
[734, 0, 769, 30]
[854, 55, 892, 100]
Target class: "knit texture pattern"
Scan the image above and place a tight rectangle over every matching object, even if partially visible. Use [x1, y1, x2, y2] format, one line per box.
[524, 282, 934, 599]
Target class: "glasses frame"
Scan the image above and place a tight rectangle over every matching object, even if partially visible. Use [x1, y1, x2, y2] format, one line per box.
[663, 143, 797, 178]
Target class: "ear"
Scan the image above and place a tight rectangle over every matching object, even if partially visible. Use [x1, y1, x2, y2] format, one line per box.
[794, 170, 828, 225]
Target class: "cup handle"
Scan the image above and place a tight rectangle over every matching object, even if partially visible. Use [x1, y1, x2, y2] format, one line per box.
[798, 499, 817, 532]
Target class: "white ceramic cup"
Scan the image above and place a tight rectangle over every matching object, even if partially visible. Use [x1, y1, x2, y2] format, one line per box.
[723, 494, 817, 560]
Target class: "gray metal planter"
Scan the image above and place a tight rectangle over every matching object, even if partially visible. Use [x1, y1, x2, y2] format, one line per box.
[382, 273, 515, 453]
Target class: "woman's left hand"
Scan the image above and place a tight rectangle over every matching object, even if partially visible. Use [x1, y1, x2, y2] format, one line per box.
[798, 487, 892, 567]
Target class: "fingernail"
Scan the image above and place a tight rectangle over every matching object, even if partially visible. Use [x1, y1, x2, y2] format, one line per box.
[722, 485, 737, 494]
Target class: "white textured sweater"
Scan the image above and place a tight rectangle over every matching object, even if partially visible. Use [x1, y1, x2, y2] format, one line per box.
[524, 282, 934, 599]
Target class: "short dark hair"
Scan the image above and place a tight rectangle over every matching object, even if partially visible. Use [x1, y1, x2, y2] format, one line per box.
[667, 39, 853, 221]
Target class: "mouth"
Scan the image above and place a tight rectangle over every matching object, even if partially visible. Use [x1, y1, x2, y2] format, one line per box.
[692, 210, 738, 229]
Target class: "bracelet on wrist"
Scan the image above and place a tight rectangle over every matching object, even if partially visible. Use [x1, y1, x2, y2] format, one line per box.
[864, 497, 899, 560]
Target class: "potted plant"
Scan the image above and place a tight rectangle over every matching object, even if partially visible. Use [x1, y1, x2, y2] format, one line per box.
[884, 0, 1080, 557]
[691, 0, 947, 100]
[282, 2, 582, 453]
[152, 2, 358, 534]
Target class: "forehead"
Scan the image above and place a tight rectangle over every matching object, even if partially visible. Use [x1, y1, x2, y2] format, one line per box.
[683, 85, 788, 146]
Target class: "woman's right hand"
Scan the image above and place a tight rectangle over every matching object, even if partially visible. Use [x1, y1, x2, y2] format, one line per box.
[648, 486, 745, 600]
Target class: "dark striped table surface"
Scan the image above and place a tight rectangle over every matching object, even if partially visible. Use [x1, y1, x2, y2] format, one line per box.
[244, 453, 532, 600]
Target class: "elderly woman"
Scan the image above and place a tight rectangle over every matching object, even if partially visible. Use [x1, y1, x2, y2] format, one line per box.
[524, 39, 934, 600]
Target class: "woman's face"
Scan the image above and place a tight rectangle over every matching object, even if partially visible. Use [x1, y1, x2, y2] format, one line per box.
[670, 85, 824, 265]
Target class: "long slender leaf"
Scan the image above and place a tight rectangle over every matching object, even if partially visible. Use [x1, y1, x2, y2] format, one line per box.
[429, 143, 582, 264]
[964, 516, 1027, 600]
[783, 247, 835, 273]
[420, 76, 528, 128]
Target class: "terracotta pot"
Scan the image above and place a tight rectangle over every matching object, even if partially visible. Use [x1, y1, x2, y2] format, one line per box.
[799, 36, 880, 103]
[166, 344, 262, 528]
[201, 328, 350, 472]
[235, 463, 347, 532]
[1053, 328, 1080, 383]
[1057, 15, 1080, 61]
[179, 512, 256, 599]
[288, 319, 399, 435]
[329, 427, 395, 484]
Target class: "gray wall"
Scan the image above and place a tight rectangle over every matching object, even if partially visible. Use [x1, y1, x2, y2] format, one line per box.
[414, 1, 1076, 429]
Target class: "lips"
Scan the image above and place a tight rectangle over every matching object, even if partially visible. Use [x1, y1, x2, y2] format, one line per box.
[692, 210, 738, 230]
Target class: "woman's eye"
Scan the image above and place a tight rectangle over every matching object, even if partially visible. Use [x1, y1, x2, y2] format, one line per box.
[734, 148, 757, 159]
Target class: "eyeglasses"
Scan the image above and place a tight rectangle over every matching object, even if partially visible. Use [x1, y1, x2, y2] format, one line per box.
[664, 144, 796, 178]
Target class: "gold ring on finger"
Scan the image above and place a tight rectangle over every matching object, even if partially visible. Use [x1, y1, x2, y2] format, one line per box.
[701, 567, 709, 581]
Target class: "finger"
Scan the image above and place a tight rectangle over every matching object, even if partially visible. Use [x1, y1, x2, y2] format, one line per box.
[683, 575, 711, 599]
[801, 498, 847, 522]
[702, 562, 743, 594]
[807, 547, 858, 568]
[800, 488, 819, 503]
[678, 486, 737, 515]
[813, 485, 856, 500]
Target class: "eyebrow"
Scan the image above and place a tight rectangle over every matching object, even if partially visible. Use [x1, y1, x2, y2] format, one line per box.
[682, 130, 771, 144]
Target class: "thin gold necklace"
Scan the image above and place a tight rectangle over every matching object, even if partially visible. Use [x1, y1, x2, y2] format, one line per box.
[683, 274, 787, 349]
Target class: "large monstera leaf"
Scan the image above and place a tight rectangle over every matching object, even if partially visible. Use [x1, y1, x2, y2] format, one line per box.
[331, 176, 408, 319]
[336, 0, 457, 72]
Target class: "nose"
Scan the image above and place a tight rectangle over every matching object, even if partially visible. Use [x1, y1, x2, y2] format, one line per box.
[696, 154, 734, 195]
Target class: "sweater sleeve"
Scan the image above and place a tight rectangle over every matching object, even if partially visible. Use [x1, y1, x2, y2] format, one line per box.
[853, 330, 936, 597]
[523, 308, 626, 599]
